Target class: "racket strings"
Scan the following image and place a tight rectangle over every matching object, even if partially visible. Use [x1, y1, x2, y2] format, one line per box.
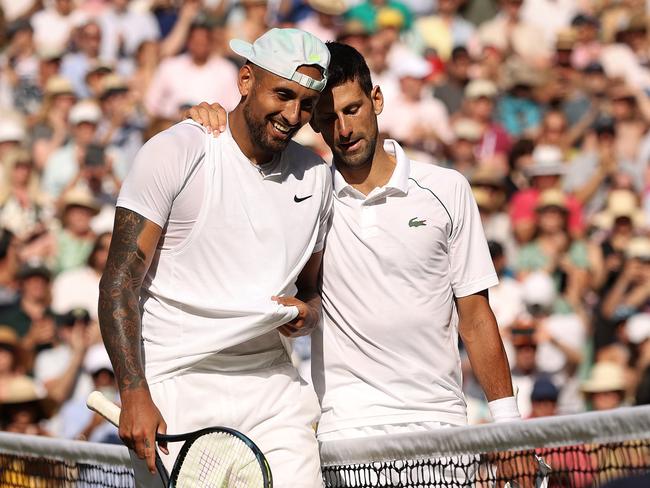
[175, 432, 264, 488]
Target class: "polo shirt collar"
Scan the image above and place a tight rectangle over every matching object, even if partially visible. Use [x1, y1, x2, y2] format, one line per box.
[333, 139, 411, 197]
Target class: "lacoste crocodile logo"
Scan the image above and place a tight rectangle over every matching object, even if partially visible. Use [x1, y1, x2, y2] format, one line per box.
[409, 217, 427, 228]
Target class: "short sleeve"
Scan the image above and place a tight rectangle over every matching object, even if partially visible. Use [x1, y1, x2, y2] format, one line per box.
[449, 175, 499, 297]
[313, 166, 333, 253]
[117, 121, 206, 228]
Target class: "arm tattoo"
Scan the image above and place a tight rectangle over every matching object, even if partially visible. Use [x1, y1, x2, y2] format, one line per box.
[99, 208, 150, 392]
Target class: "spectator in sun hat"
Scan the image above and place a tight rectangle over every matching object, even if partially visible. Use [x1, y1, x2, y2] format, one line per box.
[463, 78, 511, 169]
[590, 190, 645, 299]
[447, 118, 481, 175]
[53, 187, 100, 275]
[0, 375, 56, 435]
[379, 53, 453, 153]
[601, 237, 650, 322]
[516, 189, 591, 313]
[510, 145, 583, 244]
[0, 148, 54, 245]
[581, 361, 628, 411]
[0, 117, 27, 162]
[31, 76, 77, 171]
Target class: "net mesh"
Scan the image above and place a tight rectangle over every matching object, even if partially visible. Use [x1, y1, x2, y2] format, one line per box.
[0, 406, 648, 487]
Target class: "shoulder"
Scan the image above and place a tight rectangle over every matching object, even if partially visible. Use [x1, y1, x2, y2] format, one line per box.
[143, 120, 206, 153]
[409, 160, 469, 192]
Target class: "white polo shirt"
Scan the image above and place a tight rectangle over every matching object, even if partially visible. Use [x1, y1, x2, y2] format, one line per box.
[312, 140, 498, 434]
[117, 121, 332, 384]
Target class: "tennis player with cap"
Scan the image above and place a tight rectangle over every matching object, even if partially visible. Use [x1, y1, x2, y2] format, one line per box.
[99, 29, 332, 488]
[187, 42, 520, 436]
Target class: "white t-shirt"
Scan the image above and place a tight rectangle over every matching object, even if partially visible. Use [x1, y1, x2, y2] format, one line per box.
[117, 121, 332, 384]
[313, 140, 498, 435]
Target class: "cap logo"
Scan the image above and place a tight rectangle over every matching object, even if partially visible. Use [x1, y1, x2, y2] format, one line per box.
[308, 54, 321, 62]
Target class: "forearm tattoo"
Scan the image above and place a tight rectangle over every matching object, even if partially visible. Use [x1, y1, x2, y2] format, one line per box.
[99, 208, 150, 392]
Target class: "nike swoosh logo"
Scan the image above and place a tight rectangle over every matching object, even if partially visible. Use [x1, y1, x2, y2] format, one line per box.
[294, 195, 313, 203]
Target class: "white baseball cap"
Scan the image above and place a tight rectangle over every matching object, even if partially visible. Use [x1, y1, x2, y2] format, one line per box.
[230, 28, 330, 92]
[626, 313, 650, 344]
[394, 55, 431, 79]
[0, 119, 26, 143]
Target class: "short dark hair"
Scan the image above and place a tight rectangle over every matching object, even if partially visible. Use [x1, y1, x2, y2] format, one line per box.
[325, 42, 373, 96]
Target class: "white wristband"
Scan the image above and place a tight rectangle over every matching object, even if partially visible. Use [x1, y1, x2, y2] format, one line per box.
[488, 396, 521, 423]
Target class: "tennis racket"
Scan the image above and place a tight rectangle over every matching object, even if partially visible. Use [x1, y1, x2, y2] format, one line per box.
[86, 391, 272, 488]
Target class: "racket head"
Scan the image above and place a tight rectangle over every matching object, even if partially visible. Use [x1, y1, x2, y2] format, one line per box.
[162, 427, 272, 488]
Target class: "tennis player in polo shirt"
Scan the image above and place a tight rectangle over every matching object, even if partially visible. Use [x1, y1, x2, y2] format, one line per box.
[188, 42, 520, 438]
[99, 29, 332, 488]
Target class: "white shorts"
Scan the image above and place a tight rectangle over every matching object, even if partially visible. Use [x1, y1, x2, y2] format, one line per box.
[130, 362, 323, 488]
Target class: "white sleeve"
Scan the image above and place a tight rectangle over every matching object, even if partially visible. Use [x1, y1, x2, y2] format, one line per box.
[116, 122, 206, 227]
[313, 166, 333, 253]
[449, 174, 499, 297]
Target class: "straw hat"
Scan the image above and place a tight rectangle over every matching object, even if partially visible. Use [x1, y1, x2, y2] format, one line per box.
[581, 362, 626, 393]
[592, 190, 644, 230]
[308, 0, 346, 16]
[536, 188, 568, 211]
[471, 165, 504, 187]
[1, 376, 58, 418]
[44, 76, 75, 97]
[472, 187, 492, 209]
[464, 79, 498, 100]
[453, 118, 483, 142]
[60, 187, 101, 216]
[99, 74, 129, 99]
[69, 100, 102, 125]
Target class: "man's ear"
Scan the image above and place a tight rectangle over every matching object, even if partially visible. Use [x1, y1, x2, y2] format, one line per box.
[238, 64, 254, 97]
[371, 85, 384, 116]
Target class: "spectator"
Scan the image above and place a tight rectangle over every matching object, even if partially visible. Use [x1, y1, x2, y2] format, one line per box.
[528, 376, 560, 418]
[60, 20, 106, 98]
[31, 76, 76, 171]
[510, 145, 583, 244]
[297, 0, 346, 42]
[345, 0, 413, 33]
[51, 232, 110, 321]
[0, 117, 27, 163]
[30, 0, 85, 53]
[488, 240, 525, 339]
[0, 148, 53, 243]
[434, 46, 472, 115]
[0, 375, 54, 436]
[478, 0, 551, 68]
[99, 0, 160, 64]
[53, 188, 100, 275]
[581, 361, 628, 411]
[0, 261, 56, 352]
[463, 79, 511, 171]
[413, 0, 476, 63]
[145, 22, 240, 120]
[0, 229, 19, 306]
[33, 307, 98, 423]
[60, 342, 119, 442]
[379, 54, 453, 153]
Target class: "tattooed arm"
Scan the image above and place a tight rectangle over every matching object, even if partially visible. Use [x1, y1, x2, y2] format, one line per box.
[98, 207, 168, 474]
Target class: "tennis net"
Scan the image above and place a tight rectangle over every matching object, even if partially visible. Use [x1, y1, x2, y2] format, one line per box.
[0, 406, 649, 487]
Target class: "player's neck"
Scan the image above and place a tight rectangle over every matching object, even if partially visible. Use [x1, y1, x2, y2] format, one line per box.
[337, 143, 396, 196]
[229, 107, 274, 165]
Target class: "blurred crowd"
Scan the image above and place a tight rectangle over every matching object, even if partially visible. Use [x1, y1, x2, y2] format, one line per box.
[0, 0, 649, 441]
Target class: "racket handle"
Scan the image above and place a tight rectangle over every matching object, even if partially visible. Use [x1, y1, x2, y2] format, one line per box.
[87, 390, 121, 427]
